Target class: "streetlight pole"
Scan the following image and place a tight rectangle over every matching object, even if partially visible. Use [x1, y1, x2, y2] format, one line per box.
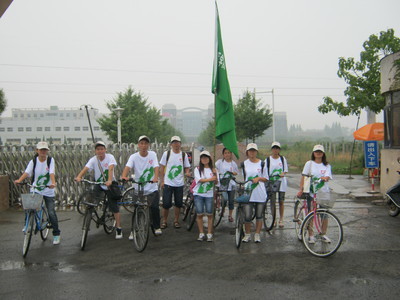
[113, 107, 124, 146]
[255, 89, 275, 142]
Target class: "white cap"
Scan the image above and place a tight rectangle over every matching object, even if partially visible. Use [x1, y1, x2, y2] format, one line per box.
[313, 144, 325, 153]
[271, 141, 281, 148]
[246, 143, 258, 151]
[94, 141, 106, 148]
[138, 135, 150, 143]
[170, 136, 181, 143]
[200, 150, 211, 157]
[36, 141, 49, 150]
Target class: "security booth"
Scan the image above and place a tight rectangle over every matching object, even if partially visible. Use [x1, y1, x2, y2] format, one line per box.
[380, 51, 400, 193]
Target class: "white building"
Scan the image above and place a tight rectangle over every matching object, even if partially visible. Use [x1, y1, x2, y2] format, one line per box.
[0, 106, 110, 145]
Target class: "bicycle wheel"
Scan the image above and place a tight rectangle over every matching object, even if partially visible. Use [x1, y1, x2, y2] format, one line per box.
[235, 207, 244, 249]
[81, 208, 93, 251]
[186, 200, 196, 231]
[103, 203, 116, 234]
[121, 188, 135, 213]
[301, 210, 343, 258]
[293, 198, 306, 241]
[39, 208, 50, 241]
[183, 193, 193, 221]
[22, 211, 34, 257]
[263, 198, 276, 231]
[131, 207, 150, 252]
[214, 194, 226, 228]
[76, 194, 86, 215]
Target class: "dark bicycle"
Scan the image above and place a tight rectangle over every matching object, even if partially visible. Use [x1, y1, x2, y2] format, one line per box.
[79, 179, 116, 250]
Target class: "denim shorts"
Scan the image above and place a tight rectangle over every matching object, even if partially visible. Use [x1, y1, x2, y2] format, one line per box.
[194, 195, 213, 215]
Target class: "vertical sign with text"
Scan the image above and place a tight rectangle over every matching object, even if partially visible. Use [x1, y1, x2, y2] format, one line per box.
[364, 140, 379, 169]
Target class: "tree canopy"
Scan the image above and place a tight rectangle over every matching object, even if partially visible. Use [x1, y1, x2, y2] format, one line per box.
[98, 87, 182, 144]
[198, 120, 218, 146]
[0, 89, 6, 116]
[318, 29, 400, 116]
[234, 90, 272, 143]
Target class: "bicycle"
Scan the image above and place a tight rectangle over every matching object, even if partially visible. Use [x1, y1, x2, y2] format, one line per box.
[79, 179, 116, 250]
[19, 183, 52, 257]
[264, 177, 281, 231]
[213, 172, 234, 228]
[121, 179, 157, 252]
[293, 178, 343, 258]
[183, 176, 197, 231]
[233, 178, 253, 249]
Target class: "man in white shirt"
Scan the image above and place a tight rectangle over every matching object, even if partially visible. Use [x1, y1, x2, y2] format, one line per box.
[121, 135, 162, 238]
[159, 136, 191, 229]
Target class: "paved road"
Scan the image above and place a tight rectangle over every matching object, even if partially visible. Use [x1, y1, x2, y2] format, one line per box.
[1, 175, 399, 299]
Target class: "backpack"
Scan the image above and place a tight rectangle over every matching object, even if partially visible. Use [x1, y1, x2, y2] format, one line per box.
[266, 155, 286, 175]
[166, 150, 186, 167]
[240, 160, 265, 180]
[31, 155, 52, 184]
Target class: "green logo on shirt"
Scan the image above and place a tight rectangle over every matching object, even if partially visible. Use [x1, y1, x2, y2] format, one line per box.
[140, 167, 154, 183]
[96, 169, 108, 183]
[247, 175, 259, 190]
[270, 168, 282, 182]
[168, 165, 182, 180]
[198, 182, 213, 193]
[36, 173, 50, 191]
[310, 176, 325, 193]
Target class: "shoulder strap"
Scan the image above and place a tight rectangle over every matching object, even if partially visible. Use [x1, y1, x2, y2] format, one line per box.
[182, 151, 185, 163]
[261, 160, 265, 174]
[240, 161, 246, 179]
[47, 156, 52, 168]
[280, 155, 285, 173]
[166, 150, 171, 165]
[31, 156, 37, 184]
[266, 157, 270, 174]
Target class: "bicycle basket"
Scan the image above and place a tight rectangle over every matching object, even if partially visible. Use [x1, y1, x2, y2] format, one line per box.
[21, 193, 43, 210]
[316, 192, 335, 208]
[266, 180, 281, 193]
[82, 191, 101, 206]
[219, 177, 231, 191]
[234, 185, 252, 203]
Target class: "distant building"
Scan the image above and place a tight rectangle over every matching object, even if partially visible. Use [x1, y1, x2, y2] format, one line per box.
[0, 106, 109, 145]
[264, 111, 288, 140]
[161, 103, 213, 142]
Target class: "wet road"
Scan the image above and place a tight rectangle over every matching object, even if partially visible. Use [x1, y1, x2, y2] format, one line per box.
[1, 175, 400, 299]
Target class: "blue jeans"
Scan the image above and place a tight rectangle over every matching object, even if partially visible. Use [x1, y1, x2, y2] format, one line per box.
[194, 195, 213, 215]
[222, 191, 234, 210]
[43, 196, 60, 236]
[162, 185, 184, 209]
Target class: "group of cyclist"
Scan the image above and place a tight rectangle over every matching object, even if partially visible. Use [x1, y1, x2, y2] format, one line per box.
[14, 135, 332, 246]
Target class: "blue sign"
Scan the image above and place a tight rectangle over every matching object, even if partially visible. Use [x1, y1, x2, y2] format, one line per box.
[364, 141, 379, 168]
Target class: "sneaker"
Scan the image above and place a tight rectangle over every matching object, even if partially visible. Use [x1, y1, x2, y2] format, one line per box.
[197, 233, 205, 241]
[242, 234, 251, 243]
[155, 229, 162, 236]
[321, 235, 331, 243]
[129, 231, 134, 240]
[115, 228, 123, 240]
[206, 233, 213, 242]
[308, 236, 316, 244]
[254, 233, 261, 243]
[53, 235, 61, 245]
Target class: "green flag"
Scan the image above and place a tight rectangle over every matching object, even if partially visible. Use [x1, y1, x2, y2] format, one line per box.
[212, 3, 239, 159]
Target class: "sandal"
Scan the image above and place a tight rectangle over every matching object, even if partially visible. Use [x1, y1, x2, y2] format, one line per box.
[160, 223, 168, 229]
[174, 222, 181, 229]
[278, 220, 284, 228]
[228, 216, 234, 222]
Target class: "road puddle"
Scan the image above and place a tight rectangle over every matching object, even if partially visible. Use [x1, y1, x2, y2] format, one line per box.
[0, 261, 76, 273]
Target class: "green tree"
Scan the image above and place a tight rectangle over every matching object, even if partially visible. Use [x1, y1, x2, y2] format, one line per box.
[198, 120, 219, 146]
[234, 90, 272, 143]
[98, 87, 182, 144]
[318, 29, 400, 116]
[0, 89, 6, 116]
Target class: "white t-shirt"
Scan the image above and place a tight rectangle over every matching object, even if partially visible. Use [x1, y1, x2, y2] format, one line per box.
[159, 150, 191, 187]
[302, 161, 333, 196]
[215, 159, 239, 191]
[193, 167, 215, 198]
[243, 159, 269, 203]
[126, 151, 159, 195]
[25, 156, 55, 197]
[266, 156, 288, 192]
[85, 154, 117, 190]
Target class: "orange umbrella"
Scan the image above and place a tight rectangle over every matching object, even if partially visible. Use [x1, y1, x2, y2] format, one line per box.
[353, 123, 384, 141]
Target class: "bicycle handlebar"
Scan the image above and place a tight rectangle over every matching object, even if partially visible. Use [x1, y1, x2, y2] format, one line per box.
[16, 182, 50, 188]
[119, 178, 154, 185]
[79, 179, 105, 185]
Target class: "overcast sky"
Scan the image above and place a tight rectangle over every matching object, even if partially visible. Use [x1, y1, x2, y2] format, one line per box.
[1, 0, 399, 130]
